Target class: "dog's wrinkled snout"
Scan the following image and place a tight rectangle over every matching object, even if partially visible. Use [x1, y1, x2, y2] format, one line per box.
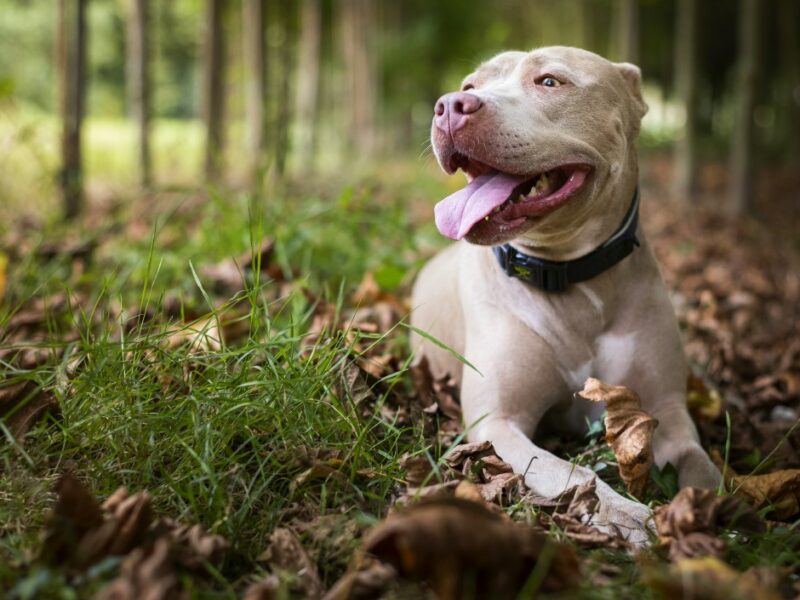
[434, 92, 482, 134]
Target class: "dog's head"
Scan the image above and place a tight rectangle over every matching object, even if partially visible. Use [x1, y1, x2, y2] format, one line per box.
[431, 46, 647, 250]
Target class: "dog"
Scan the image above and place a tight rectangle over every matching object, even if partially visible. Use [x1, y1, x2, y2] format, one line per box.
[410, 47, 720, 544]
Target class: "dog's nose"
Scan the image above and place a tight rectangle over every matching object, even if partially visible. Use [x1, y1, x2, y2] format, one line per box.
[434, 92, 482, 133]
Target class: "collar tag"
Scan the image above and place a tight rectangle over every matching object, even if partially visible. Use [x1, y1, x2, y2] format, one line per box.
[492, 188, 640, 293]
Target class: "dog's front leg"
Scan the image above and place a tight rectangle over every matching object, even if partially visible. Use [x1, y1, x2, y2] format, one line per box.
[470, 415, 653, 545]
[458, 325, 653, 545]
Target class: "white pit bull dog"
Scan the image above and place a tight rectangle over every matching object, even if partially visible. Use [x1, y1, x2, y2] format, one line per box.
[410, 47, 720, 543]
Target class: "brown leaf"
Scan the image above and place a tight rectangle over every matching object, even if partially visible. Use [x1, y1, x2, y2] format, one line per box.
[643, 556, 782, 600]
[729, 469, 800, 519]
[95, 538, 185, 600]
[355, 497, 579, 600]
[243, 575, 281, 600]
[579, 378, 658, 498]
[200, 238, 276, 293]
[322, 557, 396, 600]
[164, 316, 223, 353]
[40, 474, 105, 569]
[153, 518, 229, 570]
[260, 527, 323, 599]
[0, 379, 57, 441]
[654, 487, 764, 560]
[531, 479, 632, 550]
[687, 373, 724, 420]
[399, 454, 433, 488]
[352, 272, 380, 306]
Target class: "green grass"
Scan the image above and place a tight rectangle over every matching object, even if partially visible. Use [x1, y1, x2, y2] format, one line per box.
[1, 169, 799, 598]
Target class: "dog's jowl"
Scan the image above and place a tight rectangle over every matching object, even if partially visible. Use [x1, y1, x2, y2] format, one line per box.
[411, 46, 720, 544]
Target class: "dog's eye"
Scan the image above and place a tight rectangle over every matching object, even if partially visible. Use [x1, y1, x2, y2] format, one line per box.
[462, 83, 475, 91]
[537, 76, 562, 88]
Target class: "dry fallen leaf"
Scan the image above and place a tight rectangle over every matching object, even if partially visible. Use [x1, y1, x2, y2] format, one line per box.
[643, 556, 782, 600]
[153, 518, 230, 570]
[711, 450, 800, 519]
[578, 378, 658, 498]
[95, 538, 185, 600]
[687, 373, 723, 420]
[322, 557, 397, 600]
[164, 316, 223, 353]
[654, 487, 764, 561]
[337, 497, 579, 600]
[0, 379, 57, 441]
[730, 469, 800, 519]
[260, 527, 323, 599]
[531, 479, 632, 550]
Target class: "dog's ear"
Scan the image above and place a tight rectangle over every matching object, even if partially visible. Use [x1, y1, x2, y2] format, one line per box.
[616, 62, 649, 121]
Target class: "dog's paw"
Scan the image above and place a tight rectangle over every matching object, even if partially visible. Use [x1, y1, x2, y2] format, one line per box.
[677, 445, 722, 490]
[594, 496, 655, 548]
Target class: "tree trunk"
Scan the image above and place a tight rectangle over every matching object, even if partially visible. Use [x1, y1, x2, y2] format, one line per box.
[294, 0, 321, 173]
[673, 0, 698, 204]
[274, 1, 293, 177]
[126, 0, 151, 189]
[729, 0, 761, 216]
[779, 0, 800, 160]
[341, 0, 376, 156]
[58, 0, 87, 219]
[203, 0, 226, 183]
[615, 0, 639, 64]
[243, 0, 266, 183]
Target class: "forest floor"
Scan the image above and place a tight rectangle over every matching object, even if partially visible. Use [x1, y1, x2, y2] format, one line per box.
[1, 159, 799, 599]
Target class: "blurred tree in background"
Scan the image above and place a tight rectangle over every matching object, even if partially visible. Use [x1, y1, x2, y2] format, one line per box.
[0, 0, 797, 224]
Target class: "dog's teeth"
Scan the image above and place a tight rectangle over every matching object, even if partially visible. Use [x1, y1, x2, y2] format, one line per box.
[534, 172, 550, 194]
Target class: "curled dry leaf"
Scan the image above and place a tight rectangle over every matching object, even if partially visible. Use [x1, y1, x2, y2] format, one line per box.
[332, 497, 579, 600]
[643, 556, 782, 600]
[730, 469, 800, 519]
[531, 479, 632, 550]
[41, 477, 155, 570]
[95, 538, 185, 600]
[322, 558, 396, 600]
[398, 441, 523, 509]
[0, 379, 57, 441]
[578, 378, 658, 498]
[260, 527, 323, 599]
[711, 449, 800, 519]
[153, 518, 230, 570]
[654, 487, 764, 561]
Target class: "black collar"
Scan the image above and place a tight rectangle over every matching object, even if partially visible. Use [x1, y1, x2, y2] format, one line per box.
[492, 188, 640, 293]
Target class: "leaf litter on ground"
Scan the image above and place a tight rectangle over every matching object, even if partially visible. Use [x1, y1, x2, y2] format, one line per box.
[3, 184, 800, 598]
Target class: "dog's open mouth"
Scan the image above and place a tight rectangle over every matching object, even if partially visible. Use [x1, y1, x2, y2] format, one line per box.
[434, 155, 591, 241]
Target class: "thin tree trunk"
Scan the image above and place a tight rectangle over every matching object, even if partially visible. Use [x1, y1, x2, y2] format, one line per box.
[126, 0, 151, 189]
[274, 1, 293, 176]
[729, 0, 761, 216]
[615, 0, 639, 64]
[779, 0, 800, 160]
[58, 0, 87, 219]
[243, 0, 266, 183]
[294, 0, 321, 172]
[673, 0, 698, 204]
[203, 0, 226, 183]
[341, 0, 375, 156]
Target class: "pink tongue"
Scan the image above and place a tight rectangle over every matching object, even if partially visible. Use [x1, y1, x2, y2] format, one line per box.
[434, 172, 529, 240]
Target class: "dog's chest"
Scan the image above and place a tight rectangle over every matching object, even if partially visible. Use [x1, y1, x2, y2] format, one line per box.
[510, 280, 633, 389]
